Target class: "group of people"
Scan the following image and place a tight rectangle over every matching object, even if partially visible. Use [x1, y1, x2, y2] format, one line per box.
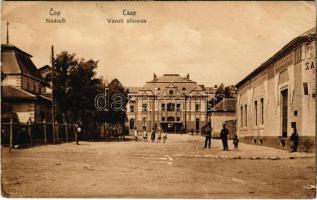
[134, 127, 167, 143]
[204, 122, 300, 153]
[104, 123, 126, 141]
[204, 123, 239, 151]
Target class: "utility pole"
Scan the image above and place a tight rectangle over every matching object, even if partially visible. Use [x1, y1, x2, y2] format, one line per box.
[6, 22, 9, 44]
[51, 45, 56, 144]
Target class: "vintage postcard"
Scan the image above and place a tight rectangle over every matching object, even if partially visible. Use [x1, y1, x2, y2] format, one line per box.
[1, 1, 316, 198]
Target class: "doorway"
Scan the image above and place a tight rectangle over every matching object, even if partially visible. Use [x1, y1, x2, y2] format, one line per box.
[281, 89, 288, 137]
[196, 118, 200, 133]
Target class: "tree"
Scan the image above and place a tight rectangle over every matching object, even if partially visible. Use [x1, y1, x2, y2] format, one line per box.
[53, 51, 78, 122]
[103, 79, 128, 124]
[53, 51, 128, 139]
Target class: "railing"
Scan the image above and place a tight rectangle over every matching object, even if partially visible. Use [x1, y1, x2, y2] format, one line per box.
[1, 120, 78, 151]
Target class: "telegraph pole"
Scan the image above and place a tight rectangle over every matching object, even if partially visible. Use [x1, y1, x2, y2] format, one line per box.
[51, 45, 56, 144]
[6, 22, 9, 44]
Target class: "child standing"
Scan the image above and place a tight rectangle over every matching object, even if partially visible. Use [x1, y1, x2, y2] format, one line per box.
[233, 134, 239, 150]
[157, 130, 162, 143]
[143, 128, 148, 142]
[163, 131, 167, 143]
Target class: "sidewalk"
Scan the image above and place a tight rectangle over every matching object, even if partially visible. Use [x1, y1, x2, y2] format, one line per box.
[167, 134, 315, 160]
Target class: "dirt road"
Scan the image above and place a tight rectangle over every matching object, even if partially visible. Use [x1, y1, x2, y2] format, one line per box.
[1, 134, 315, 198]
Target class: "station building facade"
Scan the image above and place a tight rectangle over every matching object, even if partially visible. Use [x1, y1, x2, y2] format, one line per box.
[236, 27, 316, 151]
[126, 74, 210, 133]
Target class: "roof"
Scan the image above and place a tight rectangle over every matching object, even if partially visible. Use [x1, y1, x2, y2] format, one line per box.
[147, 74, 195, 83]
[38, 65, 52, 73]
[2, 86, 36, 100]
[127, 87, 141, 94]
[2, 86, 52, 102]
[137, 74, 205, 96]
[212, 98, 236, 112]
[236, 27, 316, 88]
[1, 44, 46, 83]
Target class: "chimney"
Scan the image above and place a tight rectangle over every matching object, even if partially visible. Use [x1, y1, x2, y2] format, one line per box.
[214, 85, 217, 88]
[186, 73, 190, 80]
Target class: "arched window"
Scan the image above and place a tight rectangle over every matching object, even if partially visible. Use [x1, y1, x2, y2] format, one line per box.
[167, 116, 175, 122]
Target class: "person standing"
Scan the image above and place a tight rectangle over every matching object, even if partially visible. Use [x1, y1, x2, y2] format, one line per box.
[143, 127, 148, 142]
[290, 127, 299, 152]
[151, 128, 156, 142]
[220, 124, 229, 150]
[75, 123, 81, 145]
[203, 123, 212, 149]
[233, 134, 239, 150]
[163, 131, 167, 143]
[157, 129, 162, 143]
[134, 127, 138, 142]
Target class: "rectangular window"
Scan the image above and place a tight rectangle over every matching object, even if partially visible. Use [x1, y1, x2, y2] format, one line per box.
[167, 103, 175, 111]
[254, 101, 258, 126]
[195, 104, 200, 111]
[244, 105, 248, 127]
[176, 104, 181, 111]
[260, 98, 264, 125]
[240, 106, 243, 127]
[303, 82, 309, 95]
[161, 103, 165, 111]
[142, 104, 147, 112]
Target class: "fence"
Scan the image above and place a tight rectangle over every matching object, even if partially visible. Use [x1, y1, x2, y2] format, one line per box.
[1, 120, 78, 151]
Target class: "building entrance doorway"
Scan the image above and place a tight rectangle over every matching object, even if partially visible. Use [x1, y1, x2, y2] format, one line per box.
[281, 89, 288, 137]
[160, 122, 183, 133]
[196, 118, 200, 133]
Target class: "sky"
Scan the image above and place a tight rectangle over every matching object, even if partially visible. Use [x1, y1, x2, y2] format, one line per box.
[1, 1, 315, 87]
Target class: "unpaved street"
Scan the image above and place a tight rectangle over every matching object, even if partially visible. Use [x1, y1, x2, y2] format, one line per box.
[1, 134, 315, 198]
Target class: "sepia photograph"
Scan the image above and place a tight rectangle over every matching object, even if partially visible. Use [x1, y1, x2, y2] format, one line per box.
[1, 1, 316, 198]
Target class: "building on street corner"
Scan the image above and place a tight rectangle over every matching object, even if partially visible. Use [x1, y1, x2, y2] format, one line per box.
[235, 27, 316, 151]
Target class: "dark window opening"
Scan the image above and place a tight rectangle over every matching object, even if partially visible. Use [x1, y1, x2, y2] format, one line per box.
[303, 82, 309, 95]
[161, 104, 165, 111]
[167, 103, 175, 111]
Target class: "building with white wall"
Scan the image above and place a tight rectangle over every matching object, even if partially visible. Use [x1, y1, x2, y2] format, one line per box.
[235, 27, 315, 151]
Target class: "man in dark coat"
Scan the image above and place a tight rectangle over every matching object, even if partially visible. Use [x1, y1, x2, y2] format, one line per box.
[220, 124, 229, 150]
[204, 123, 212, 148]
[290, 127, 299, 152]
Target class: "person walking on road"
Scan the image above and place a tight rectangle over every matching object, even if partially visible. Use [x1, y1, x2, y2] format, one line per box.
[203, 123, 212, 149]
[220, 124, 229, 150]
[290, 127, 299, 152]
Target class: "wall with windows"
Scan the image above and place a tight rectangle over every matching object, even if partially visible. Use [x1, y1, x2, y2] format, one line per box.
[21, 75, 44, 95]
[236, 39, 315, 139]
